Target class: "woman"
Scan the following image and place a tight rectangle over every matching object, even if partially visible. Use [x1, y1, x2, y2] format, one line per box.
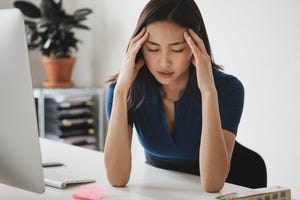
[104, 0, 244, 192]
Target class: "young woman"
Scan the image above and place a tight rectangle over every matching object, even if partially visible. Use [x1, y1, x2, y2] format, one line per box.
[104, 0, 244, 193]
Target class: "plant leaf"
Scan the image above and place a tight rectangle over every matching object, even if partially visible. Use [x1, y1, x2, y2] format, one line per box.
[43, 38, 52, 49]
[37, 20, 54, 28]
[40, 0, 64, 22]
[14, 1, 41, 18]
[25, 20, 37, 28]
[74, 24, 90, 30]
[16, 0, 91, 57]
[28, 44, 40, 50]
[58, 0, 63, 10]
[27, 30, 39, 41]
[74, 8, 92, 18]
[75, 17, 87, 22]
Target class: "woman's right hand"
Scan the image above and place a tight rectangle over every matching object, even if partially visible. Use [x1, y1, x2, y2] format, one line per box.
[115, 28, 149, 94]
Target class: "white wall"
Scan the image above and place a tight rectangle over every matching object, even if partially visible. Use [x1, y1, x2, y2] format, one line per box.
[1, 0, 299, 198]
[198, 1, 300, 198]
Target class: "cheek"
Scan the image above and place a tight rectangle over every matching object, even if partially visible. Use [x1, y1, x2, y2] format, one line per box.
[142, 48, 157, 69]
[185, 48, 193, 60]
[178, 51, 193, 65]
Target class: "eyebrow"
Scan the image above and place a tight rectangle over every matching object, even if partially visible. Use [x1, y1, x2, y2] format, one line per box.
[146, 40, 186, 46]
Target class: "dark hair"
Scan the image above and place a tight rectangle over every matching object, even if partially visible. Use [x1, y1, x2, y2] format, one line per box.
[108, 0, 222, 109]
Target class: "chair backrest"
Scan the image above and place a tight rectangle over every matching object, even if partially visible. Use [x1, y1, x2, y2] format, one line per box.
[226, 141, 267, 188]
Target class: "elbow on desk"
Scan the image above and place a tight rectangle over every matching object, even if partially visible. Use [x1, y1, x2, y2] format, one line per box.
[202, 183, 224, 193]
[107, 176, 129, 187]
[201, 177, 225, 193]
[104, 154, 131, 187]
[105, 168, 130, 187]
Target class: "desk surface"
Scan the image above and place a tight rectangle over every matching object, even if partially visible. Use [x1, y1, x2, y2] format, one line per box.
[0, 138, 251, 200]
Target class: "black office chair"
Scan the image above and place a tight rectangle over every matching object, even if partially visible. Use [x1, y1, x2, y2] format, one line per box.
[226, 141, 267, 188]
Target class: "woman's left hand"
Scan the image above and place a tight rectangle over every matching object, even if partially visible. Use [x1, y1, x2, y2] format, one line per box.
[184, 29, 216, 93]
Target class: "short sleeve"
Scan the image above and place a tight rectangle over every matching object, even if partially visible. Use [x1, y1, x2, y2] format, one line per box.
[219, 77, 244, 135]
[105, 83, 134, 126]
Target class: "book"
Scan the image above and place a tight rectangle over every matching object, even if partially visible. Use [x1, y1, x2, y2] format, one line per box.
[216, 186, 291, 200]
[58, 100, 94, 110]
[58, 108, 93, 119]
[61, 118, 94, 127]
[59, 123, 94, 131]
[59, 128, 95, 138]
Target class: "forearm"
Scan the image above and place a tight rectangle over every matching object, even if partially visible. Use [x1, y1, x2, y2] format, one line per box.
[104, 28, 148, 186]
[104, 87, 132, 187]
[199, 89, 229, 192]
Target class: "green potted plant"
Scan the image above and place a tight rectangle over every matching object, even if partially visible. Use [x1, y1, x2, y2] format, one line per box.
[14, 0, 92, 88]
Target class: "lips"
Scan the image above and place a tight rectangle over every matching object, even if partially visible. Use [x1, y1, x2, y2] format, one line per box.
[157, 71, 174, 78]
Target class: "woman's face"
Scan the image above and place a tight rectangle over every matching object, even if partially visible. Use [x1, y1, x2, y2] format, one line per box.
[142, 21, 193, 86]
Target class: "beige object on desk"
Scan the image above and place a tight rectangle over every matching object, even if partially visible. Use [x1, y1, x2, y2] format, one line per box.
[0, 138, 252, 200]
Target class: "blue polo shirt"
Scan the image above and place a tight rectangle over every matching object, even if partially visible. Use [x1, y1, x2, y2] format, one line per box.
[106, 68, 244, 169]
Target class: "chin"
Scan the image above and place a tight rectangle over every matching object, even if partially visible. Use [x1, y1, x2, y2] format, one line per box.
[154, 77, 173, 85]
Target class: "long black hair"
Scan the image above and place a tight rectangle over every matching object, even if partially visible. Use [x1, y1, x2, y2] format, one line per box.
[108, 0, 222, 109]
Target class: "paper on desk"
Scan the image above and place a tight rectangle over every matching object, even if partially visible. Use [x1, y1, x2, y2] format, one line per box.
[72, 186, 105, 200]
[216, 186, 291, 200]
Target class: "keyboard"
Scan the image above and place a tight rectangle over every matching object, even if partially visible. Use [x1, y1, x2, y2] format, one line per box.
[43, 169, 96, 189]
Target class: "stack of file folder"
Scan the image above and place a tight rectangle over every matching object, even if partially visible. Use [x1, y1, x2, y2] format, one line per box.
[44, 95, 98, 150]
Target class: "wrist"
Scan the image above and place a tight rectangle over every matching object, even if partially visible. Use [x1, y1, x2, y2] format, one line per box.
[201, 87, 217, 98]
[198, 82, 217, 93]
[114, 84, 129, 99]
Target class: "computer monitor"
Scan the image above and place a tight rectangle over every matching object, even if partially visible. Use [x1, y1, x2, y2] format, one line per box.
[0, 9, 45, 193]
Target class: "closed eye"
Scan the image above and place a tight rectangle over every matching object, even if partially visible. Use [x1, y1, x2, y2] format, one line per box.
[147, 48, 159, 52]
[172, 48, 185, 53]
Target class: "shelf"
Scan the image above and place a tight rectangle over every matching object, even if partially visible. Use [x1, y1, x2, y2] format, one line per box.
[33, 88, 104, 151]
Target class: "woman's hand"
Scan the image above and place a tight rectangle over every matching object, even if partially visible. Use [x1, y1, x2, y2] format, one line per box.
[116, 28, 149, 94]
[184, 29, 215, 93]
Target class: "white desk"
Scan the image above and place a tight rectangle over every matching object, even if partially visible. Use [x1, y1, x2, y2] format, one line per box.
[0, 138, 251, 200]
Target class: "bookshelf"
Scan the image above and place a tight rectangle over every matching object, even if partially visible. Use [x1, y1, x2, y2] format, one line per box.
[33, 88, 104, 151]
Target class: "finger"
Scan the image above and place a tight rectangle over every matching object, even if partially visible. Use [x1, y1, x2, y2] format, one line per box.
[129, 28, 146, 48]
[132, 31, 149, 55]
[188, 29, 207, 54]
[184, 31, 201, 56]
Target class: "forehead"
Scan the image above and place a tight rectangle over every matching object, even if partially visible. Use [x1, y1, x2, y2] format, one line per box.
[145, 21, 187, 43]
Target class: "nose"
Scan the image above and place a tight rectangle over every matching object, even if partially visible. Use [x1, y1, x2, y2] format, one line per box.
[160, 51, 171, 68]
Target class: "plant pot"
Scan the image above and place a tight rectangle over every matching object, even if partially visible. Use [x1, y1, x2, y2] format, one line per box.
[42, 56, 76, 88]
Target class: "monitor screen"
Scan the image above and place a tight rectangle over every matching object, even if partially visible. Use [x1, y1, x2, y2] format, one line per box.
[0, 8, 45, 194]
